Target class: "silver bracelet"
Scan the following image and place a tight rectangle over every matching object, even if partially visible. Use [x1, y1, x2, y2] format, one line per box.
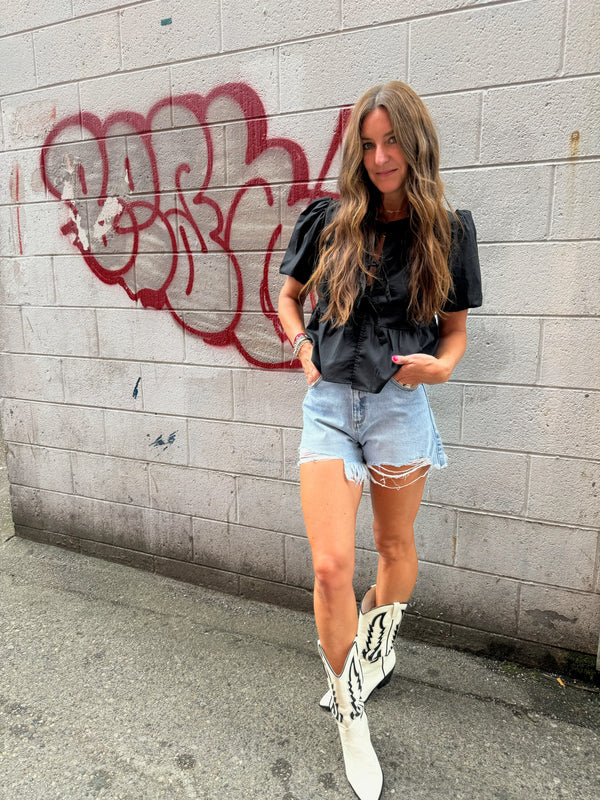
[292, 334, 311, 359]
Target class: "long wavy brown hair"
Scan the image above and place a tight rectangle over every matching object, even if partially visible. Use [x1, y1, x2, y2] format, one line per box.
[304, 81, 456, 326]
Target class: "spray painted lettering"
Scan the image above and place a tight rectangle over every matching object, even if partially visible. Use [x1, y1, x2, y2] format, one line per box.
[40, 83, 350, 368]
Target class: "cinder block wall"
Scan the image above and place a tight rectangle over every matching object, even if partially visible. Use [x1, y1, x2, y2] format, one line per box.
[1, 0, 598, 673]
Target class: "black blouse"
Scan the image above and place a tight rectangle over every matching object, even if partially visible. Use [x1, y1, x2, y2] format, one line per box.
[280, 197, 482, 393]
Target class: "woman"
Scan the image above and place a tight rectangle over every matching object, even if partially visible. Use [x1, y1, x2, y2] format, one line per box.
[278, 81, 481, 800]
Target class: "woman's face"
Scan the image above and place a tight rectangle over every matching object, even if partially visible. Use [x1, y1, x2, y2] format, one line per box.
[360, 107, 408, 204]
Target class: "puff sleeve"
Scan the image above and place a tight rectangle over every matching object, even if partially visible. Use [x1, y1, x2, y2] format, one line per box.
[443, 209, 483, 312]
[279, 197, 335, 285]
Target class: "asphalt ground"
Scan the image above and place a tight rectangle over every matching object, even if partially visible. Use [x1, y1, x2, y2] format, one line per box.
[1, 442, 599, 800]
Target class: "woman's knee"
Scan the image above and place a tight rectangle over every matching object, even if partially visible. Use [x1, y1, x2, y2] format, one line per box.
[372, 522, 416, 563]
[312, 552, 355, 593]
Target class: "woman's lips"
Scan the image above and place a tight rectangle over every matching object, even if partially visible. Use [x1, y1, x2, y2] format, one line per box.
[377, 169, 397, 176]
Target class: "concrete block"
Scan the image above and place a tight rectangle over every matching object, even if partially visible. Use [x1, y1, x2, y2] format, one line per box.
[120, 0, 220, 71]
[481, 78, 600, 164]
[284, 533, 313, 589]
[539, 319, 600, 390]
[127, 125, 226, 195]
[154, 556, 239, 595]
[564, 0, 600, 74]
[42, 135, 128, 202]
[443, 166, 553, 242]
[80, 539, 155, 573]
[0, 32, 36, 96]
[414, 503, 456, 566]
[173, 187, 281, 259]
[425, 446, 528, 516]
[237, 476, 303, 536]
[104, 409, 188, 465]
[154, 251, 234, 316]
[225, 107, 346, 188]
[34, 13, 121, 86]
[141, 363, 233, 420]
[71, 451, 149, 507]
[238, 575, 313, 613]
[171, 48, 279, 123]
[283, 427, 302, 481]
[5, 442, 73, 494]
[0, 256, 55, 305]
[1, 84, 80, 150]
[79, 67, 172, 129]
[477, 242, 600, 316]
[462, 386, 600, 459]
[73, 1, 131, 14]
[221, 0, 339, 49]
[53, 255, 132, 308]
[0, 307, 24, 352]
[456, 511, 597, 591]
[0, 398, 33, 443]
[62, 357, 142, 411]
[148, 463, 236, 521]
[427, 91, 482, 169]
[0, 353, 64, 402]
[0, 148, 47, 206]
[410, 0, 563, 94]
[5, 201, 75, 258]
[29, 401, 106, 453]
[0, 207, 17, 257]
[15, 525, 80, 552]
[192, 518, 285, 582]
[233, 369, 306, 427]
[279, 25, 408, 113]
[518, 584, 600, 653]
[343, 0, 470, 27]
[83, 191, 178, 257]
[412, 562, 519, 636]
[425, 382, 462, 445]
[96, 308, 185, 363]
[182, 321, 258, 369]
[351, 547, 379, 598]
[552, 162, 600, 240]
[188, 419, 283, 479]
[3, 0, 72, 36]
[22, 308, 99, 357]
[453, 316, 540, 385]
[528, 456, 599, 529]
[13, 485, 194, 559]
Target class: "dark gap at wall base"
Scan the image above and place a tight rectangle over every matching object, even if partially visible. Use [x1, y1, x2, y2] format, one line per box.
[13, 525, 600, 686]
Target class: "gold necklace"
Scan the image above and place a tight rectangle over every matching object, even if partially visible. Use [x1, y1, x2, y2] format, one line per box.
[383, 206, 407, 214]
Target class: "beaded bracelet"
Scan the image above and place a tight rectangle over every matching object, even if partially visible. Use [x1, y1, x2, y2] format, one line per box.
[292, 333, 311, 359]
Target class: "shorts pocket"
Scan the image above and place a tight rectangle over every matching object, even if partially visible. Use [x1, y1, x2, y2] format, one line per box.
[308, 375, 323, 389]
[389, 377, 419, 393]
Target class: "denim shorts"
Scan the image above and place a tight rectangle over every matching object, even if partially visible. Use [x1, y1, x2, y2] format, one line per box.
[299, 378, 447, 488]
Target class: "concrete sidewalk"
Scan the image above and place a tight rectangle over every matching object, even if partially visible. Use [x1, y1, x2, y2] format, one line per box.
[1, 531, 599, 800]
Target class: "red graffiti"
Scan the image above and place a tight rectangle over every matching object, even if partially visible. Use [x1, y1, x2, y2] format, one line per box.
[9, 165, 24, 255]
[40, 83, 350, 368]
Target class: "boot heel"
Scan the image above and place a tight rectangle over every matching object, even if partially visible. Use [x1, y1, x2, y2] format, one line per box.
[377, 666, 394, 689]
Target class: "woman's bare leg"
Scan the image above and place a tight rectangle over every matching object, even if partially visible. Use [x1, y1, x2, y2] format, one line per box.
[300, 459, 363, 674]
[369, 466, 429, 606]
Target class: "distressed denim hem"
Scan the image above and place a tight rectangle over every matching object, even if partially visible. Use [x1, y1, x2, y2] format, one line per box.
[298, 450, 445, 490]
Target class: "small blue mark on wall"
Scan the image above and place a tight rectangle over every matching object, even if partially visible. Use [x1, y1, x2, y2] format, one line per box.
[161, 17, 172, 25]
[133, 377, 141, 399]
[147, 431, 178, 452]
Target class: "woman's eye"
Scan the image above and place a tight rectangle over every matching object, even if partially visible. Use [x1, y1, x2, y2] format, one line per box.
[362, 142, 373, 150]
[388, 136, 397, 144]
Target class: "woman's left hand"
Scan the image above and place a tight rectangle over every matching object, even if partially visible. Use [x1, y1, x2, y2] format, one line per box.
[391, 353, 452, 387]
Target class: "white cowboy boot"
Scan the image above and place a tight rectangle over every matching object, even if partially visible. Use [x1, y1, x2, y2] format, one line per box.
[319, 640, 384, 800]
[320, 586, 406, 709]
